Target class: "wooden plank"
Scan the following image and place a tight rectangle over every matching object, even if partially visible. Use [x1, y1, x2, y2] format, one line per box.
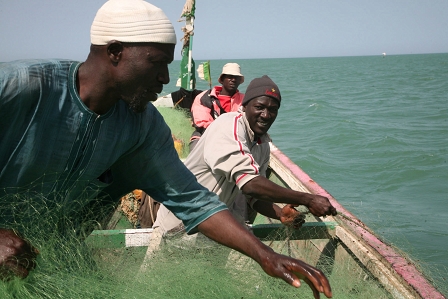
[251, 222, 337, 240]
[86, 228, 153, 248]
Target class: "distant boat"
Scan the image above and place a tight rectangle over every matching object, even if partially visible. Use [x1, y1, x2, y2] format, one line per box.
[382, 52, 387, 57]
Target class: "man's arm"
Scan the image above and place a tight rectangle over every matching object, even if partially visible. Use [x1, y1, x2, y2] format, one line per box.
[190, 91, 214, 129]
[252, 199, 282, 219]
[241, 176, 337, 217]
[197, 210, 332, 299]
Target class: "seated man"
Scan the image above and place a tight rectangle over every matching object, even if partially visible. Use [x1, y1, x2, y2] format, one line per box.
[189, 63, 245, 151]
[154, 75, 337, 234]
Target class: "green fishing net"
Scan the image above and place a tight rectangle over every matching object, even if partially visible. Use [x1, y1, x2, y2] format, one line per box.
[157, 106, 194, 159]
[0, 188, 394, 299]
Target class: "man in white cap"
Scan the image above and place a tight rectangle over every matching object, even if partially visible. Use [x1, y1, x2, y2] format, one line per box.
[0, 1, 332, 297]
[189, 63, 245, 151]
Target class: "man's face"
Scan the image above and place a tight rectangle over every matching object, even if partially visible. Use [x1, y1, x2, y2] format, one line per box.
[118, 42, 175, 113]
[243, 96, 279, 138]
[220, 75, 243, 95]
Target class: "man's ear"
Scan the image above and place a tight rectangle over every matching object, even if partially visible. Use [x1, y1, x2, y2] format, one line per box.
[242, 105, 246, 112]
[107, 41, 124, 63]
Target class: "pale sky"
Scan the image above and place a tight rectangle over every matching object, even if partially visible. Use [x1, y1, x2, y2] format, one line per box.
[1, 0, 447, 62]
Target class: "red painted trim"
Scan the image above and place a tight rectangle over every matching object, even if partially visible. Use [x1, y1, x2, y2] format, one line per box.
[233, 114, 244, 153]
[270, 146, 445, 299]
[236, 173, 247, 185]
[233, 114, 258, 175]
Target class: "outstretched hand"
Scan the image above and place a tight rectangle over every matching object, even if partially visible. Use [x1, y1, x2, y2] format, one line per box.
[259, 248, 332, 298]
[0, 228, 39, 280]
[307, 195, 337, 217]
[280, 204, 306, 229]
[198, 209, 333, 298]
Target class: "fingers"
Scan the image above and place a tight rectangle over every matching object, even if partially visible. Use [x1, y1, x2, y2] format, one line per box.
[290, 261, 332, 298]
[323, 206, 337, 217]
[292, 276, 320, 299]
[292, 216, 306, 229]
[0, 253, 37, 280]
[291, 212, 306, 229]
[285, 204, 299, 208]
[303, 277, 321, 299]
[282, 204, 298, 214]
[0, 259, 30, 280]
[280, 206, 306, 229]
[330, 206, 337, 216]
[19, 253, 37, 271]
[12, 239, 39, 268]
[0, 229, 38, 280]
[259, 250, 333, 298]
[309, 195, 337, 218]
[322, 197, 337, 217]
[308, 267, 332, 298]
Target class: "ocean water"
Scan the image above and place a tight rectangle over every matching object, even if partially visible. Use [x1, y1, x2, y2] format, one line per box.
[166, 53, 448, 292]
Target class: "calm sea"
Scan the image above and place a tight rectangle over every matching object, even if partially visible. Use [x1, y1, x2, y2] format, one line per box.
[166, 53, 448, 291]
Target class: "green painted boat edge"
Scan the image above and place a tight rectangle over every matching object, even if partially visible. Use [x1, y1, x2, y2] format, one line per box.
[85, 222, 338, 249]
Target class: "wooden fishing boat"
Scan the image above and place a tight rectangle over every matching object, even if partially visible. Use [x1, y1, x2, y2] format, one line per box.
[85, 1, 445, 298]
[86, 102, 445, 299]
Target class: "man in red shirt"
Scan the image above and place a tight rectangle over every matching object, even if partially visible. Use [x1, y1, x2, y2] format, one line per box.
[189, 63, 245, 151]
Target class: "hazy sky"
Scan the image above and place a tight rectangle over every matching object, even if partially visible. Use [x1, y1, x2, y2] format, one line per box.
[1, 0, 447, 62]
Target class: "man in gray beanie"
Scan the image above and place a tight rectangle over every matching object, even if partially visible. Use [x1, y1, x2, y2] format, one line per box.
[241, 75, 281, 107]
[155, 73, 337, 282]
[0, 1, 332, 297]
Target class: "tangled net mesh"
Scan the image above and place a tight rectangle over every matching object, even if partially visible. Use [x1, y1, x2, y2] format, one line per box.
[0, 188, 397, 299]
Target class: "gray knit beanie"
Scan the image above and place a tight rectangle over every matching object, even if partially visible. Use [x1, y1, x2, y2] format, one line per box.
[242, 75, 281, 107]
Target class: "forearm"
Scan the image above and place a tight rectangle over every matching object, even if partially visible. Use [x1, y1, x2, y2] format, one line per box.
[242, 176, 313, 206]
[196, 210, 272, 263]
[252, 200, 282, 220]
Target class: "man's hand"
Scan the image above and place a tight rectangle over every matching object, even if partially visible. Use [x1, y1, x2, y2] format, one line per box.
[0, 229, 38, 280]
[198, 210, 332, 298]
[280, 204, 306, 229]
[260, 248, 332, 299]
[307, 195, 337, 217]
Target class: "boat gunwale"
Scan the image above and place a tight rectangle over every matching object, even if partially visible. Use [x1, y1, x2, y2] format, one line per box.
[269, 143, 445, 299]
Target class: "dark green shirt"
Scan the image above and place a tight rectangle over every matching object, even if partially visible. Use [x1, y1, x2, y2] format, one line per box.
[0, 59, 226, 233]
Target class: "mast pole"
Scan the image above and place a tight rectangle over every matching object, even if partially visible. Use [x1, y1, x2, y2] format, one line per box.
[186, 16, 194, 90]
[179, 0, 196, 91]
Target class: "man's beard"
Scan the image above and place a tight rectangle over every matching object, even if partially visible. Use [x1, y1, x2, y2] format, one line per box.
[128, 89, 151, 113]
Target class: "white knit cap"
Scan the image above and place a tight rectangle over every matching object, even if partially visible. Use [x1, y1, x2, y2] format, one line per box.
[219, 63, 244, 83]
[90, 0, 176, 45]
